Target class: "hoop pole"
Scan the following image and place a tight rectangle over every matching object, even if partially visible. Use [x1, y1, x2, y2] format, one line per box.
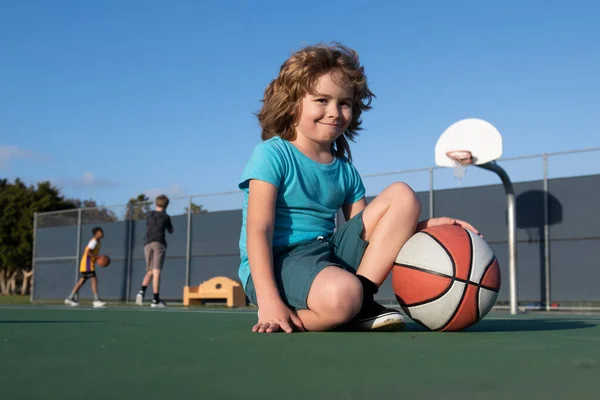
[428, 167, 434, 218]
[477, 161, 518, 315]
[542, 154, 551, 311]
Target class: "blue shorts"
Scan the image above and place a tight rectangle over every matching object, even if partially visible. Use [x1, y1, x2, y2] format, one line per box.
[245, 211, 368, 310]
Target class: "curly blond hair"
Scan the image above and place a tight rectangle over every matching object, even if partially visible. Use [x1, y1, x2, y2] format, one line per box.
[257, 42, 375, 161]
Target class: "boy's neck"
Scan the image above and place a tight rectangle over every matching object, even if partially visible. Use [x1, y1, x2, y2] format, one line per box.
[290, 137, 334, 164]
[155, 207, 164, 212]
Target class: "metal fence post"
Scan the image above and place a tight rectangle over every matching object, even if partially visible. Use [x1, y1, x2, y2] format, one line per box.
[543, 154, 551, 311]
[185, 196, 192, 286]
[30, 212, 38, 303]
[125, 203, 133, 303]
[429, 167, 434, 218]
[75, 208, 82, 286]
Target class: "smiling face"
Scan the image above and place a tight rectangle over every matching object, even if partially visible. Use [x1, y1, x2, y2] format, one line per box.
[293, 70, 354, 150]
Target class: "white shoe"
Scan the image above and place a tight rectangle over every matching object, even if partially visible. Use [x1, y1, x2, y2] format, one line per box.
[344, 302, 405, 332]
[151, 300, 166, 308]
[93, 300, 107, 308]
[65, 298, 79, 307]
[136, 293, 143, 306]
[354, 310, 405, 331]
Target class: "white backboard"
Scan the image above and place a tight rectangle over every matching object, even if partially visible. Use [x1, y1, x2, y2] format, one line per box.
[435, 118, 503, 167]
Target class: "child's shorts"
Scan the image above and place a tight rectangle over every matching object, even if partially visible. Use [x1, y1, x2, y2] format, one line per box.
[144, 242, 166, 271]
[79, 271, 96, 280]
[245, 210, 368, 310]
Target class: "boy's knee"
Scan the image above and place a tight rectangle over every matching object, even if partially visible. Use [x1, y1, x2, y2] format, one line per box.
[386, 182, 421, 213]
[312, 273, 362, 323]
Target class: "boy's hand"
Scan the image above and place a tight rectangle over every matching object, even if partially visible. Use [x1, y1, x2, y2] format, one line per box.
[417, 217, 482, 238]
[253, 301, 305, 334]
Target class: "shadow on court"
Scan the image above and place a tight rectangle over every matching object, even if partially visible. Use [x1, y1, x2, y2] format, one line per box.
[401, 317, 597, 332]
[464, 318, 596, 332]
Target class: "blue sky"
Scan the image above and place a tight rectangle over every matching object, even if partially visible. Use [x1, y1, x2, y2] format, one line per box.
[1, 0, 599, 214]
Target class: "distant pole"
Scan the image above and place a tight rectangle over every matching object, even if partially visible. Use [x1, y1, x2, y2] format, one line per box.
[543, 154, 551, 311]
[477, 162, 518, 315]
[125, 203, 134, 303]
[31, 212, 38, 303]
[185, 196, 192, 287]
[429, 167, 434, 218]
[75, 208, 82, 286]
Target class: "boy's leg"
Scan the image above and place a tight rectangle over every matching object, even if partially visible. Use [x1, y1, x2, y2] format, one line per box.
[137, 244, 154, 305]
[356, 182, 421, 285]
[245, 241, 362, 332]
[330, 182, 421, 330]
[90, 276, 106, 308]
[296, 266, 362, 331]
[150, 243, 166, 307]
[152, 269, 161, 298]
[65, 277, 86, 306]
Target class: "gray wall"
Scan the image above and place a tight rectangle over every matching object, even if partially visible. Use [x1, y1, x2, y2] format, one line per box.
[33, 174, 600, 304]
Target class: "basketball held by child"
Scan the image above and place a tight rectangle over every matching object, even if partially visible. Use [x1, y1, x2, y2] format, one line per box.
[96, 255, 111, 268]
[392, 224, 501, 332]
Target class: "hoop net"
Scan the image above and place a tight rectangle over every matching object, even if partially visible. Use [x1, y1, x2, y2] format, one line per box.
[446, 150, 473, 184]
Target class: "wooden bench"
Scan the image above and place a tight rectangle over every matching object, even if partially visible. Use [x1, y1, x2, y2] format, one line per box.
[183, 276, 246, 308]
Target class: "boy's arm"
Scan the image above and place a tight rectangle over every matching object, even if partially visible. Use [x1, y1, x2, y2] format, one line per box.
[342, 164, 367, 222]
[342, 197, 367, 222]
[85, 239, 97, 257]
[166, 215, 174, 234]
[246, 179, 281, 307]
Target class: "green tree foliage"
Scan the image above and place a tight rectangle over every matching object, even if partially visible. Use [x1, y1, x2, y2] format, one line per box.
[69, 198, 119, 223]
[0, 179, 76, 294]
[185, 202, 209, 214]
[126, 194, 152, 220]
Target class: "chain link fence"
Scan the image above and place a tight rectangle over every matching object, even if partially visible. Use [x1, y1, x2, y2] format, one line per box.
[32, 147, 600, 310]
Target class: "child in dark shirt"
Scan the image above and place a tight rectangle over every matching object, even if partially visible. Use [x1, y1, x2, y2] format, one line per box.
[136, 194, 173, 307]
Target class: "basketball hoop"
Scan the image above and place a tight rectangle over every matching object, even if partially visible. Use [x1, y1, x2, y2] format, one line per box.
[446, 150, 473, 183]
[435, 118, 518, 316]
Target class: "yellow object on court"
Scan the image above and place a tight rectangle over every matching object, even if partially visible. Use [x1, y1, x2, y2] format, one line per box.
[183, 276, 246, 308]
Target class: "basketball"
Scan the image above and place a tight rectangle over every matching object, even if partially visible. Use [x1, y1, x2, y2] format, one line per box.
[96, 255, 111, 268]
[392, 224, 501, 332]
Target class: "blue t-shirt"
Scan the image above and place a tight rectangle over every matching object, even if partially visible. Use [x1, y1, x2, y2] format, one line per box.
[238, 136, 366, 287]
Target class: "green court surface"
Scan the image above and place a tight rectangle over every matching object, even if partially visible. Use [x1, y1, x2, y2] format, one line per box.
[1, 306, 598, 400]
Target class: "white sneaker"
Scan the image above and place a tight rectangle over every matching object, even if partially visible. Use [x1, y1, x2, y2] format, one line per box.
[136, 293, 143, 306]
[151, 300, 166, 308]
[93, 300, 107, 308]
[344, 302, 406, 332]
[65, 298, 79, 307]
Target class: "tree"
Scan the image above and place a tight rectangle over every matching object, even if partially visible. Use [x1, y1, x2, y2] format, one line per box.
[185, 202, 209, 214]
[0, 179, 76, 295]
[68, 198, 119, 223]
[125, 194, 152, 220]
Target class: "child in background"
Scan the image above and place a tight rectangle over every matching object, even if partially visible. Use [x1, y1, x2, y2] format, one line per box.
[136, 194, 173, 307]
[65, 227, 108, 308]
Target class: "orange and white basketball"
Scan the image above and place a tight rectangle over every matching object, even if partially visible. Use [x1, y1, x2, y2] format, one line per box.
[392, 224, 501, 332]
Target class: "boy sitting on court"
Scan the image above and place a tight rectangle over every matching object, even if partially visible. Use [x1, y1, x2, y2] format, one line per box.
[65, 227, 108, 308]
[136, 194, 173, 307]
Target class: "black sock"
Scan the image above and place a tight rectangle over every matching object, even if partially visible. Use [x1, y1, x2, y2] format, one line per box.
[153, 293, 159, 302]
[356, 275, 378, 304]
[140, 286, 147, 296]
